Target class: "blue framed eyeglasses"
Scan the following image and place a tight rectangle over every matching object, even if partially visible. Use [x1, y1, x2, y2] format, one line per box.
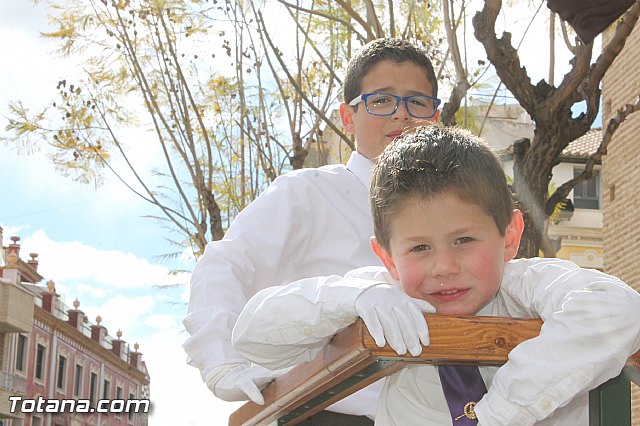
[348, 92, 441, 118]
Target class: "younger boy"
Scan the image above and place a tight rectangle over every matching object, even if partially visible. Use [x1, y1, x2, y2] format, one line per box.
[233, 125, 640, 425]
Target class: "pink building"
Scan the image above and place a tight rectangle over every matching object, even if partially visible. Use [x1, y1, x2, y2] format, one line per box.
[1, 230, 150, 426]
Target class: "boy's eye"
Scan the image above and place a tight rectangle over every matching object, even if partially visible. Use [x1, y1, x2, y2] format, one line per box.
[371, 96, 392, 106]
[409, 98, 427, 107]
[410, 244, 429, 252]
[455, 236, 474, 244]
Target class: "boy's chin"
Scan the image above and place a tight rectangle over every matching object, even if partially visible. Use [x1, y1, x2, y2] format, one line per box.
[435, 305, 481, 316]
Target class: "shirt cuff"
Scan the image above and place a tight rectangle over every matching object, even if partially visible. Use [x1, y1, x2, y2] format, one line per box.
[205, 363, 246, 390]
[475, 391, 538, 426]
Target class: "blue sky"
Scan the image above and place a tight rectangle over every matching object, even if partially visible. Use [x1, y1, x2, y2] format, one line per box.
[0, 1, 602, 425]
[0, 1, 242, 424]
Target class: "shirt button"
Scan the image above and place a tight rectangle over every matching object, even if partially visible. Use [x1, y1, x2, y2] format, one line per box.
[541, 400, 552, 412]
[303, 326, 312, 336]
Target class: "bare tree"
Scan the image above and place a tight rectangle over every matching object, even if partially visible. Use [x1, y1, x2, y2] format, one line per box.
[473, 0, 640, 257]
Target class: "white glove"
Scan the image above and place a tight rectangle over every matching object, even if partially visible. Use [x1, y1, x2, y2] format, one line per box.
[355, 284, 435, 356]
[206, 363, 289, 404]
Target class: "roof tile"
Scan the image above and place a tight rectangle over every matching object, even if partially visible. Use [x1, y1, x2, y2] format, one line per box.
[562, 128, 602, 158]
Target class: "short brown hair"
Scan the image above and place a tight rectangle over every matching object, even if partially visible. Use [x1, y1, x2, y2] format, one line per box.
[342, 38, 438, 103]
[370, 124, 514, 251]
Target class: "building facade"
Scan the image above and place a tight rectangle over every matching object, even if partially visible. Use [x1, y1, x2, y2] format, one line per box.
[1, 230, 36, 423]
[499, 126, 605, 269]
[0, 230, 150, 426]
[601, 10, 640, 311]
[602, 17, 640, 424]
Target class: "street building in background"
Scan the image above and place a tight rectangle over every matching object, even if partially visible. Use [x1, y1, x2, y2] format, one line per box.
[0, 227, 150, 426]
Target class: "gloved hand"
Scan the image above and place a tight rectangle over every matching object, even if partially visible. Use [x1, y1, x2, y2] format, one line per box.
[355, 284, 435, 356]
[206, 363, 289, 404]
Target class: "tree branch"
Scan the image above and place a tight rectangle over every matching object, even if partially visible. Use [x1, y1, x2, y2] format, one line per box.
[334, 0, 376, 40]
[546, 96, 640, 215]
[559, 19, 577, 54]
[257, 11, 355, 151]
[548, 41, 592, 113]
[441, 0, 470, 125]
[283, 6, 343, 86]
[363, 0, 385, 38]
[276, 0, 369, 42]
[388, 0, 396, 38]
[473, 0, 539, 118]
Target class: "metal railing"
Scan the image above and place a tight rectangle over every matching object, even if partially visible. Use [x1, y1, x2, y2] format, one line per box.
[52, 299, 135, 363]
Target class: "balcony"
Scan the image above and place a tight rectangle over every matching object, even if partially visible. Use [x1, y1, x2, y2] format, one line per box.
[0, 370, 27, 420]
[0, 282, 34, 333]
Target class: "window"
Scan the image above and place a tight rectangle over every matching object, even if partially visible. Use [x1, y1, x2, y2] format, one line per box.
[90, 372, 98, 405]
[128, 393, 135, 422]
[56, 355, 67, 390]
[103, 379, 111, 399]
[32, 417, 43, 426]
[35, 344, 46, 381]
[15, 334, 28, 372]
[74, 364, 84, 397]
[116, 386, 124, 418]
[573, 168, 600, 209]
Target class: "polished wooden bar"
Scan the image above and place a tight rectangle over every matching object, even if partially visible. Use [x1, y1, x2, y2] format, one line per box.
[365, 314, 544, 364]
[229, 314, 640, 426]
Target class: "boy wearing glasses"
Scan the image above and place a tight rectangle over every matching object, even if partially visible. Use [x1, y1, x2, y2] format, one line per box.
[233, 125, 640, 425]
[183, 38, 440, 424]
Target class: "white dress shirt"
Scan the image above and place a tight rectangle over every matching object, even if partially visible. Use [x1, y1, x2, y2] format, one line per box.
[233, 259, 640, 425]
[182, 151, 384, 418]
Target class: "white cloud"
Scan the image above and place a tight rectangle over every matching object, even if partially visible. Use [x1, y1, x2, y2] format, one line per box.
[80, 293, 156, 339]
[0, 4, 78, 115]
[0, 0, 49, 34]
[180, 282, 191, 304]
[0, 224, 24, 245]
[75, 283, 109, 299]
[151, 292, 175, 303]
[144, 314, 177, 330]
[20, 230, 182, 288]
[140, 325, 243, 426]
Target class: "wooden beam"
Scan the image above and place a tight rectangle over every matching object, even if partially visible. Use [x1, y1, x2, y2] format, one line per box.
[365, 314, 544, 364]
[229, 314, 640, 426]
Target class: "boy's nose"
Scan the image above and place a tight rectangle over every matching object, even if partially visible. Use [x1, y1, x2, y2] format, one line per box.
[430, 250, 459, 278]
[392, 99, 411, 120]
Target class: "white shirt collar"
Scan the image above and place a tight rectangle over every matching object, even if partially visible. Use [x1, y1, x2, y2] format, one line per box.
[346, 151, 375, 190]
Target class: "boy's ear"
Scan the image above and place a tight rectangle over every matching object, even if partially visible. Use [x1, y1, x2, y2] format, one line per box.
[370, 237, 400, 281]
[340, 103, 355, 135]
[504, 209, 525, 261]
